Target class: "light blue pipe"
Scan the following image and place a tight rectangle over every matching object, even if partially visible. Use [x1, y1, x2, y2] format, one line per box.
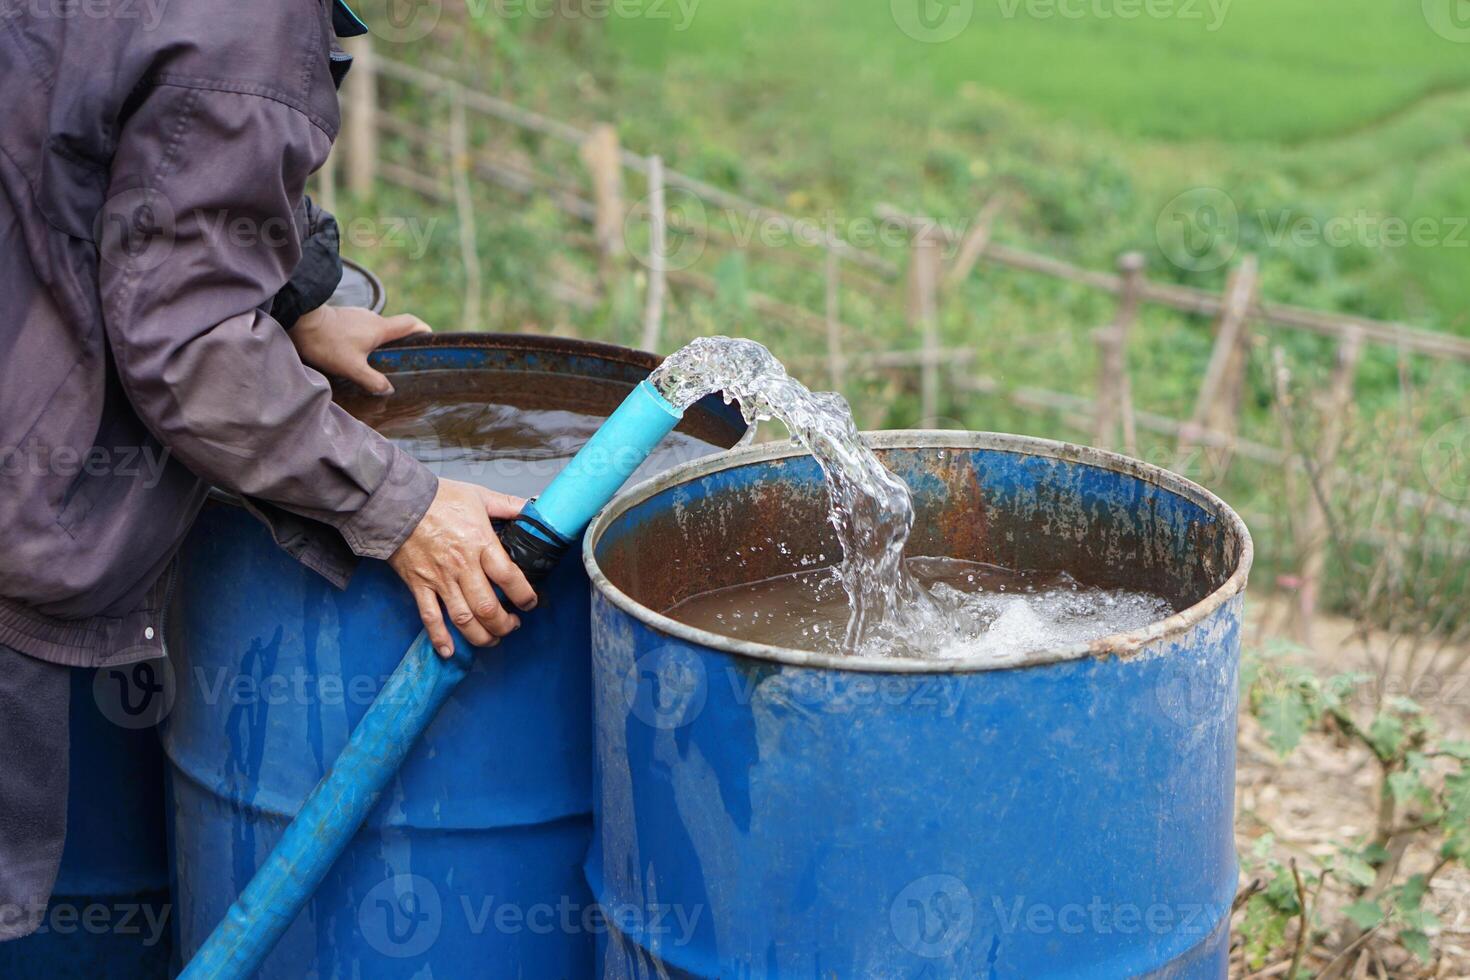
[180, 378, 684, 980]
[533, 379, 681, 538]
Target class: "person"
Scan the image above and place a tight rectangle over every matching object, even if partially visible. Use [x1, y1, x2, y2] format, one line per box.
[0, 0, 536, 942]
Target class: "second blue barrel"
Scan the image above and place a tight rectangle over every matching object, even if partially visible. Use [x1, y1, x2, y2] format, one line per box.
[162, 334, 747, 978]
[0, 666, 172, 978]
[584, 432, 1252, 979]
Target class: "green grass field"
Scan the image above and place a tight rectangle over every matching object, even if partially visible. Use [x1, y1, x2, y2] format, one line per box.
[615, 0, 1470, 141]
[343, 1, 1470, 624]
[590, 0, 1470, 329]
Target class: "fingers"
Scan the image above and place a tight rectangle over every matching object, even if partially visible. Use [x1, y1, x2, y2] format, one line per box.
[391, 479, 536, 659]
[457, 565, 522, 639]
[342, 361, 395, 397]
[476, 485, 528, 521]
[482, 538, 539, 613]
[378, 313, 433, 345]
[443, 576, 506, 647]
[413, 585, 456, 659]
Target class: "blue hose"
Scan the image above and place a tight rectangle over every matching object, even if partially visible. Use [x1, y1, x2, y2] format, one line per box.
[179, 378, 683, 980]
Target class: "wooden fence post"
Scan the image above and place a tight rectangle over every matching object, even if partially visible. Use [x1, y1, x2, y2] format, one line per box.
[449, 90, 482, 330]
[945, 191, 1008, 290]
[1294, 329, 1363, 644]
[344, 35, 378, 196]
[946, 191, 1005, 289]
[825, 249, 845, 391]
[579, 123, 625, 288]
[1093, 251, 1145, 454]
[1175, 253, 1260, 481]
[909, 224, 943, 424]
[640, 154, 666, 352]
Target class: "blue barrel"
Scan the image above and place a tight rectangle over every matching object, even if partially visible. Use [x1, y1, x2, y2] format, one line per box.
[0, 265, 391, 980]
[163, 334, 747, 978]
[583, 432, 1252, 979]
[0, 666, 173, 978]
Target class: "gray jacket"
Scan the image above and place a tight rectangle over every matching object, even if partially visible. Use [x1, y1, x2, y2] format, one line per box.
[0, 0, 437, 666]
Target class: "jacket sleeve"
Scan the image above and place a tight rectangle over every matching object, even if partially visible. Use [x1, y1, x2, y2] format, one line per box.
[271, 196, 343, 330]
[97, 84, 436, 560]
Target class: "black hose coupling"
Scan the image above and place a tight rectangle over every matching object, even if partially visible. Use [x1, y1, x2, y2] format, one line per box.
[496, 507, 575, 586]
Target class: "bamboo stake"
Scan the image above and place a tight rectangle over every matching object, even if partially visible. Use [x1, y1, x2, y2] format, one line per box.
[909, 226, 943, 424]
[344, 35, 378, 197]
[640, 154, 666, 352]
[825, 249, 845, 391]
[944, 192, 1008, 289]
[449, 91, 482, 330]
[1295, 329, 1364, 644]
[578, 123, 625, 291]
[1175, 254, 1260, 480]
[1093, 253, 1146, 453]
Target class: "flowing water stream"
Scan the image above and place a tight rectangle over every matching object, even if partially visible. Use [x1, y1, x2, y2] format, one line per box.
[649, 337, 949, 655]
[649, 337, 1172, 661]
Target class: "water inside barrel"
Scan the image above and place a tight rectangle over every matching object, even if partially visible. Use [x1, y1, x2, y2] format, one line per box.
[338, 369, 730, 500]
[666, 556, 1175, 661]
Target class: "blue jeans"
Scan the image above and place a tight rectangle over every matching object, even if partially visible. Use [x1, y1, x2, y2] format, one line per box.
[0, 645, 69, 942]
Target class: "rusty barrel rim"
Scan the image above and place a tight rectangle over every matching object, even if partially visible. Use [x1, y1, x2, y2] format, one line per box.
[583, 430, 1254, 675]
[371, 330, 664, 370]
[335, 258, 388, 312]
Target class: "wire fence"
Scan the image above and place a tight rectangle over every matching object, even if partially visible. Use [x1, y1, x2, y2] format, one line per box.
[316, 38, 1470, 639]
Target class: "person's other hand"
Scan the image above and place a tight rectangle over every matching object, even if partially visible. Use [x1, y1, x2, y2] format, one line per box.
[290, 305, 431, 395]
[388, 480, 540, 658]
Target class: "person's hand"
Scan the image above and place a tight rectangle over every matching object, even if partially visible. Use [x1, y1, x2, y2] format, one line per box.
[289, 305, 431, 395]
[389, 480, 540, 658]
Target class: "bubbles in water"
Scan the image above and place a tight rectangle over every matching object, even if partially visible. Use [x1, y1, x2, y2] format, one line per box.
[668, 559, 1174, 664]
[925, 571, 1173, 663]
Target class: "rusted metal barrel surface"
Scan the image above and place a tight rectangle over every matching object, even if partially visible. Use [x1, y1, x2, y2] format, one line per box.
[584, 432, 1252, 979]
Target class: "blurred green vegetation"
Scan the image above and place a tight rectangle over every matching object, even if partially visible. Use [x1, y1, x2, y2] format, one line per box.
[339, 2, 1470, 598]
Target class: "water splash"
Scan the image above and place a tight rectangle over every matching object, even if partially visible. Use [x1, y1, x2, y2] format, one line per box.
[650, 337, 944, 655]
